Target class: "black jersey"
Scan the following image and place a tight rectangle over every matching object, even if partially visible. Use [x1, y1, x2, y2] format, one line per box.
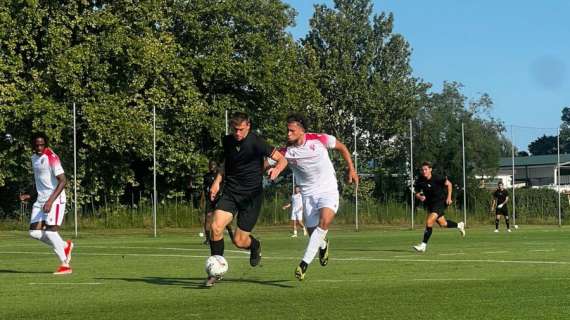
[222, 132, 275, 195]
[203, 171, 217, 195]
[414, 174, 448, 206]
[493, 189, 509, 205]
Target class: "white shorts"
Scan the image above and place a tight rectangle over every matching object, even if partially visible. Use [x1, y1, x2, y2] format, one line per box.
[290, 209, 303, 221]
[31, 199, 66, 226]
[302, 191, 339, 228]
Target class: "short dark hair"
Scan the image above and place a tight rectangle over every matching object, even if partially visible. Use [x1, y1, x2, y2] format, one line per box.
[286, 112, 309, 131]
[421, 161, 432, 168]
[31, 132, 49, 146]
[230, 112, 250, 126]
[498, 181, 503, 186]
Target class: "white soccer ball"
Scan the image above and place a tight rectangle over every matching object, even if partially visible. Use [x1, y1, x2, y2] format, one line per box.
[514, 225, 519, 229]
[205, 255, 228, 277]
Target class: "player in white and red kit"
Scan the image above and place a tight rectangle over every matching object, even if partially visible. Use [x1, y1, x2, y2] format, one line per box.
[279, 113, 358, 281]
[282, 186, 307, 237]
[20, 133, 74, 275]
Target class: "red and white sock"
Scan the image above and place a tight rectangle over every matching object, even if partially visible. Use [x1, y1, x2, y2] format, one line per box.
[45, 231, 67, 265]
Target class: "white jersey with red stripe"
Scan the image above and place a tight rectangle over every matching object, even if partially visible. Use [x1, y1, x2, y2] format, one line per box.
[280, 133, 338, 196]
[32, 148, 66, 204]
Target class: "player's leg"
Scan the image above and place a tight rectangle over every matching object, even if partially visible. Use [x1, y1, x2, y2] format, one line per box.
[44, 201, 73, 275]
[210, 209, 233, 255]
[296, 192, 337, 280]
[29, 203, 51, 246]
[503, 210, 511, 232]
[495, 213, 501, 232]
[233, 191, 263, 266]
[436, 214, 465, 237]
[413, 212, 438, 252]
[291, 215, 298, 237]
[203, 207, 212, 244]
[297, 215, 307, 236]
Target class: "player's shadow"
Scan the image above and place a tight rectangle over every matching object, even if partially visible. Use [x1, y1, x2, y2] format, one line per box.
[335, 248, 410, 253]
[96, 276, 294, 289]
[0, 269, 52, 274]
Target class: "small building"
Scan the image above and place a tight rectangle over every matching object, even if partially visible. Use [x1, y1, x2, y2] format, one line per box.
[495, 154, 570, 191]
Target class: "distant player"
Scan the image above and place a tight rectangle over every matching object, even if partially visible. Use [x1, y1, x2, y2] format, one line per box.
[491, 181, 511, 232]
[202, 160, 234, 244]
[282, 186, 307, 237]
[205, 112, 287, 287]
[19, 133, 74, 275]
[412, 161, 465, 253]
[278, 113, 358, 281]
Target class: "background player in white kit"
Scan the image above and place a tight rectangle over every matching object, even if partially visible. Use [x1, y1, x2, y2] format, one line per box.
[19, 133, 74, 275]
[278, 113, 358, 281]
[282, 186, 307, 237]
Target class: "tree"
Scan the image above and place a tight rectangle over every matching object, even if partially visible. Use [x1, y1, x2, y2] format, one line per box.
[528, 135, 558, 155]
[303, 0, 428, 167]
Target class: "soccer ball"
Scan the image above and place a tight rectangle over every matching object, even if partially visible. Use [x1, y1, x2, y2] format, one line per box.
[514, 225, 519, 229]
[205, 255, 228, 277]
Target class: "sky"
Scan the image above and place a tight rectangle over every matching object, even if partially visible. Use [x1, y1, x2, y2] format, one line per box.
[283, 0, 570, 151]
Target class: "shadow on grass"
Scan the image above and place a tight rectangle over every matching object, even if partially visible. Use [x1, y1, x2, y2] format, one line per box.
[96, 276, 294, 289]
[335, 248, 411, 253]
[0, 269, 52, 274]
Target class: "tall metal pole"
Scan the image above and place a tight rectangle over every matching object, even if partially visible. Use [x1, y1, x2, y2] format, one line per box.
[462, 123, 467, 226]
[409, 119, 414, 229]
[225, 110, 229, 135]
[354, 117, 359, 232]
[73, 103, 78, 238]
[557, 128, 561, 227]
[511, 125, 516, 227]
[153, 105, 157, 237]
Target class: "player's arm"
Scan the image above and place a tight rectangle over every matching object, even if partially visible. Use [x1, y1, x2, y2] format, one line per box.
[43, 173, 67, 213]
[444, 178, 453, 205]
[267, 150, 287, 181]
[209, 165, 224, 201]
[282, 203, 291, 210]
[333, 140, 358, 185]
[415, 191, 426, 202]
[501, 196, 509, 207]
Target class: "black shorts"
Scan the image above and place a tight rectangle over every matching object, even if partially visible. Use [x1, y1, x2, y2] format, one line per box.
[495, 207, 509, 216]
[426, 203, 446, 217]
[215, 190, 263, 232]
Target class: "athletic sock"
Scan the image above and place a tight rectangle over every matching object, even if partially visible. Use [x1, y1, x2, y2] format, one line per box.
[422, 227, 433, 244]
[44, 231, 67, 264]
[248, 235, 260, 251]
[495, 218, 500, 230]
[505, 217, 510, 229]
[210, 238, 224, 256]
[446, 220, 458, 228]
[293, 229, 298, 236]
[302, 227, 328, 265]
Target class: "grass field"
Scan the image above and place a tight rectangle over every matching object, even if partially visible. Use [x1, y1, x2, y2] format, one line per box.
[1, 225, 570, 319]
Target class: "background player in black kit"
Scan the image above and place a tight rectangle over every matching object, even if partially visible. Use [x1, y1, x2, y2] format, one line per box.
[491, 181, 511, 232]
[413, 161, 465, 252]
[205, 112, 287, 286]
[202, 160, 234, 244]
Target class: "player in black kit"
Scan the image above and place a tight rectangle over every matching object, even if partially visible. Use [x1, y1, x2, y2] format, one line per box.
[491, 181, 511, 232]
[412, 161, 465, 252]
[202, 160, 234, 244]
[204, 112, 287, 287]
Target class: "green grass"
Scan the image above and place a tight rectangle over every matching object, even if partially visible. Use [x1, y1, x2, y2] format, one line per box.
[1, 225, 570, 319]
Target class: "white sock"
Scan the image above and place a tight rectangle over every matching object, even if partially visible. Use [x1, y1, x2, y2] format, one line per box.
[29, 230, 53, 247]
[302, 227, 328, 265]
[45, 231, 67, 265]
[293, 229, 298, 235]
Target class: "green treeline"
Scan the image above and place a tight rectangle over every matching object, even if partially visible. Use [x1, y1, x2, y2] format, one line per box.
[0, 0, 506, 218]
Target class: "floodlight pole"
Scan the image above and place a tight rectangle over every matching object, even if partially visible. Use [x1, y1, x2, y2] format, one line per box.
[354, 117, 359, 232]
[73, 103, 78, 238]
[557, 128, 561, 227]
[153, 105, 157, 238]
[511, 126, 516, 227]
[409, 119, 414, 230]
[462, 123, 467, 227]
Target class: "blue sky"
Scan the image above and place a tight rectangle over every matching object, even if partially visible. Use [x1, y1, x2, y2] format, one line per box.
[283, 0, 570, 151]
